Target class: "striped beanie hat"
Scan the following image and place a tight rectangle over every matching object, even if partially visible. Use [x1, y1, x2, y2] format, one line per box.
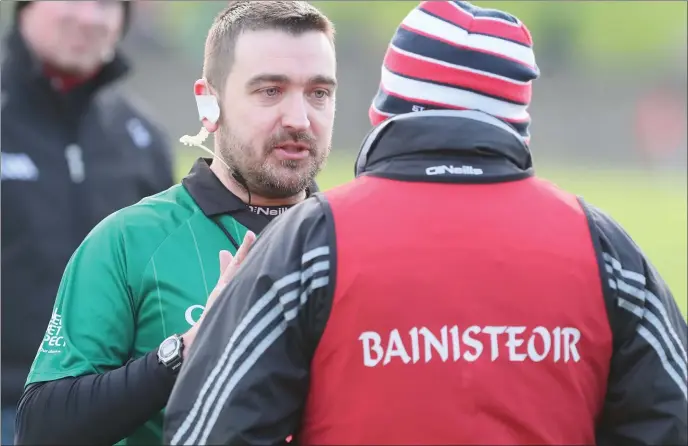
[369, 1, 539, 143]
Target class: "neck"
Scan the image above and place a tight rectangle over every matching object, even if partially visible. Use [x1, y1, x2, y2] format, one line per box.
[209, 159, 307, 206]
[43, 63, 99, 92]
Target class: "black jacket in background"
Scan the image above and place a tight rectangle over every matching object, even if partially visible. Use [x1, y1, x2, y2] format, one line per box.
[0, 27, 175, 406]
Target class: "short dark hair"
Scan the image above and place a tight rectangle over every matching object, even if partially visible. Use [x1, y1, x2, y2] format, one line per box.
[203, 1, 335, 94]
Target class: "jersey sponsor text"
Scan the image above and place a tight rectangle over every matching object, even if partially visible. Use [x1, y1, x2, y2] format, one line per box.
[40, 311, 66, 354]
[185, 304, 205, 326]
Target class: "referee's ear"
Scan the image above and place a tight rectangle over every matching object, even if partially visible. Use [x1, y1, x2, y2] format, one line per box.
[194, 79, 220, 134]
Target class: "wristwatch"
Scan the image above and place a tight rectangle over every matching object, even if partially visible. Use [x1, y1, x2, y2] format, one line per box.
[157, 334, 185, 376]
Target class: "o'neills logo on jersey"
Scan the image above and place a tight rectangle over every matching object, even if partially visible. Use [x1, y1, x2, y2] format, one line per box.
[248, 205, 290, 216]
[359, 325, 582, 367]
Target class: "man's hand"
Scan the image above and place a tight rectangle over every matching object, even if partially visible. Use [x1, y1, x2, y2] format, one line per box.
[204, 231, 257, 317]
[182, 231, 256, 356]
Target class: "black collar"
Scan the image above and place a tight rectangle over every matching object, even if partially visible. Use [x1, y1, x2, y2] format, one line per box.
[355, 110, 534, 184]
[2, 26, 130, 96]
[182, 158, 318, 233]
[182, 158, 250, 216]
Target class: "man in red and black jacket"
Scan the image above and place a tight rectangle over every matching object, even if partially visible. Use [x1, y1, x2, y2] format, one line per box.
[163, 2, 687, 445]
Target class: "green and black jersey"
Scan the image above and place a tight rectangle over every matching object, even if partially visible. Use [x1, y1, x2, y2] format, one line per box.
[23, 158, 314, 445]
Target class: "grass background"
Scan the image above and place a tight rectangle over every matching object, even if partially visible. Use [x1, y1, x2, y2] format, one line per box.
[175, 150, 687, 317]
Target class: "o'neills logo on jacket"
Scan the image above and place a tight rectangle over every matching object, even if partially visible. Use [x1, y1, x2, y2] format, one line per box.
[359, 325, 582, 367]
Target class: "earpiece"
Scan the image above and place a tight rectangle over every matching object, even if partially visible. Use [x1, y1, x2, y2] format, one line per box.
[179, 80, 231, 171]
[193, 81, 220, 124]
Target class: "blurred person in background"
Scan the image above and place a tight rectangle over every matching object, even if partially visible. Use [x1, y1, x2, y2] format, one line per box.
[634, 80, 687, 173]
[164, 2, 687, 445]
[13, 1, 335, 445]
[0, 1, 174, 443]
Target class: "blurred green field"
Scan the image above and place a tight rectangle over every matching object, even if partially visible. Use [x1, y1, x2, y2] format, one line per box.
[175, 151, 687, 317]
[314, 1, 687, 66]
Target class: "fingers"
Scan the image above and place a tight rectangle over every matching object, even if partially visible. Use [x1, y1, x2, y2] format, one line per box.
[217, 231, 256, 285]
[219, 250, 233, 274]
[231, 231, 256, 268]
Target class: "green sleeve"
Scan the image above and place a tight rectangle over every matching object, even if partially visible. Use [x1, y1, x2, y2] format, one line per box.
[26, 214, 135, 385]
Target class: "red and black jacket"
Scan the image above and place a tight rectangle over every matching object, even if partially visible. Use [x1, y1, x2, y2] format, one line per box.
[163, 110, 687, 446]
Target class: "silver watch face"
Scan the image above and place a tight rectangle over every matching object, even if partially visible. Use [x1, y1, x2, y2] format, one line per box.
[159, 337, 180, 361]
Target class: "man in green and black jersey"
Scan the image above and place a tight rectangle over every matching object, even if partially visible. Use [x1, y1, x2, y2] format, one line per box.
[15, 2, 337, 444]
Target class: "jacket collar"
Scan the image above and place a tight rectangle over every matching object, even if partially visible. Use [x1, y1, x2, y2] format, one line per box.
[2, 27, 130, 94]
[355, 110, 534, 183]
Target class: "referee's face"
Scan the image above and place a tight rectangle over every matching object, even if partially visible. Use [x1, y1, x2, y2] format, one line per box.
[216, 29, 337, 199]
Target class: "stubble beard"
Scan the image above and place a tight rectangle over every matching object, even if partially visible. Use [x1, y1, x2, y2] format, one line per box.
[215, 125, 330, 200]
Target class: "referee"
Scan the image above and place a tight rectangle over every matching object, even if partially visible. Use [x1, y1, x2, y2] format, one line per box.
[14, 2, 336, 444]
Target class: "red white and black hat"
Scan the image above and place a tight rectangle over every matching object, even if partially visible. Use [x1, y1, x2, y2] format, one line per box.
[369, 1, 540, 143]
